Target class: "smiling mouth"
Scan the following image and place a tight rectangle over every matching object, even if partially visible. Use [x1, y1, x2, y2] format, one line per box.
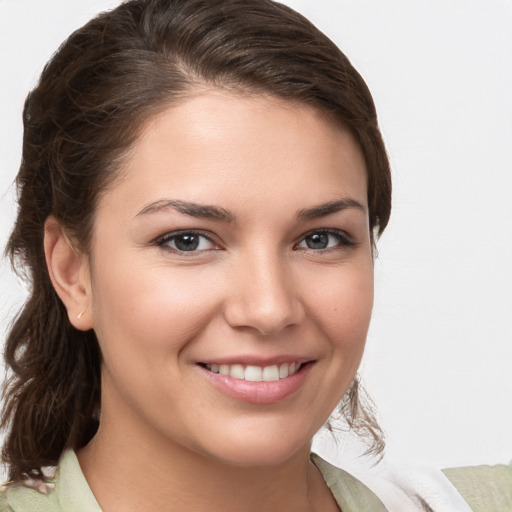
[199, 362, 304, 382]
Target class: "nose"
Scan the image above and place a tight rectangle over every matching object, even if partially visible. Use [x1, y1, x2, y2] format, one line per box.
[223, 249, 305, 336]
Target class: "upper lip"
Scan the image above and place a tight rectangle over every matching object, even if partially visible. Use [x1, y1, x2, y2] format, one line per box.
[197, 355, 314, 367]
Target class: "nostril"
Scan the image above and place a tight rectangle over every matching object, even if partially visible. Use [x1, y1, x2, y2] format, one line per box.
[223, 295, 304, 336]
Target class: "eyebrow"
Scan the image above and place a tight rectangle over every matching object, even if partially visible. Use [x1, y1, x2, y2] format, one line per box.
[297, 198, 366, 219]
[136, 199, 235, 222]
[136, 197, 366, 222]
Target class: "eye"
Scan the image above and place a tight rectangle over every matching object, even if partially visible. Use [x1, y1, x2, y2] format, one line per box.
[296, 230, 355, 251]
[156, 231, 218, 253]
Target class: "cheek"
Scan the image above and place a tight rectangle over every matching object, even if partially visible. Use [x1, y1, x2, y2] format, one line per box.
[89, 257, 224, 358]
[307, 262, 374, 346]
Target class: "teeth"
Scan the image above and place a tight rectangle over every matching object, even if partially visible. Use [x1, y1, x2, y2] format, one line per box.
[230, 364, 245, 379]
[205, 362, 302, 382]
[262, 365, 279, 382]
[244, 365, 262, 381]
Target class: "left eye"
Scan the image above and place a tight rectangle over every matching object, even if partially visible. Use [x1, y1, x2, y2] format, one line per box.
[157, 232, 216, 252]
[297, 230, 352, 250]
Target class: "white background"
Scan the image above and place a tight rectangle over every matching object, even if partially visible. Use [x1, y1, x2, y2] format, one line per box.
[1, 0, 511, 471]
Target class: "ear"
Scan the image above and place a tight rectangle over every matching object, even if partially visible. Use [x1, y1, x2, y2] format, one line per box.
[44, 216, 93, 331]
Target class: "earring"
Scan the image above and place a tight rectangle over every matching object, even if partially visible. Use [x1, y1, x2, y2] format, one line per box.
[77, 309, 86, 320]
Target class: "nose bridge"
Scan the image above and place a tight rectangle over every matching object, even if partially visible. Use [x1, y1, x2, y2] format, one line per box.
[224, 245, 303, 335]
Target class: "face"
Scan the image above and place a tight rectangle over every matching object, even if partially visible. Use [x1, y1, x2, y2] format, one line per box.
[85, 90, 374, 467]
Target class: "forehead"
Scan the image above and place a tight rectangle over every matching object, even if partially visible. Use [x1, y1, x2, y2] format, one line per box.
[98, 90, 368, 218]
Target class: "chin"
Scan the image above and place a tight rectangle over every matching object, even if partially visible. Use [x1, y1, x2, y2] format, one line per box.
[193, 430, 312, 469]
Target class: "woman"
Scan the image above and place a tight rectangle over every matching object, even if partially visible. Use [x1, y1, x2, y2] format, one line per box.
[0, 1, 509, 511]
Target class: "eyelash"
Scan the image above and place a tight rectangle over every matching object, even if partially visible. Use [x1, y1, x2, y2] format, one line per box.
[155, 230, 219, 253]
[154, 228, 356, 254]
[294, 229, 356, 252]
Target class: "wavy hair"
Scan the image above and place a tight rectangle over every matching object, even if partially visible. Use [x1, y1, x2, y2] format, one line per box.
[2, 0, 391, 481]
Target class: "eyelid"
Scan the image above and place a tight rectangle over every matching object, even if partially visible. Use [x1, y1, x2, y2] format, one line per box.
[152, 228, 356, 254]
[294, 228, 357, 251]
[154, 229, 222, 252]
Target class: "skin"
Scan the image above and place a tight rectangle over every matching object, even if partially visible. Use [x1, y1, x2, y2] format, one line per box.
[46, 90, 374, 511]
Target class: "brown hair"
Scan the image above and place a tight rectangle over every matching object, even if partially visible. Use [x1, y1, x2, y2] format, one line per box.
[2, 0, 391, 480]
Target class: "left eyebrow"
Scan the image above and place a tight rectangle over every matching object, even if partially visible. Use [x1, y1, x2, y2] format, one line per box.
[297, 198, 366, 219]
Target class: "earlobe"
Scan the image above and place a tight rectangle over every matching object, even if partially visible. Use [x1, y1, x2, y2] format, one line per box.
[44, 216, 93, 331]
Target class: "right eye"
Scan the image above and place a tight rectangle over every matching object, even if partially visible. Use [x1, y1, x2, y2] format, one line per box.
[156, 231, 218, 253]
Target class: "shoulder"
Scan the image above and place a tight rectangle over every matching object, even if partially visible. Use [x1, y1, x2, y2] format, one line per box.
[443, 464, 512, 512]
[311, 454, 389, 511]
[0, 492, 13, 512]
[0, 481, 58, 512]
[312, 452, 508, 511]
[0, 450, 101, 512]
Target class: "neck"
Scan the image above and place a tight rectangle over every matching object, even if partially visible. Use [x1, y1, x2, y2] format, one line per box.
[78, 432, 330, 512]
[76, 378, 340, 512]
[77, 412, 336, 512]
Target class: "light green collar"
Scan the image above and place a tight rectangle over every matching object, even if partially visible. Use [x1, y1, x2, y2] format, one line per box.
[311, 453, 388, 512]
[5, 450, 101, 512]
[4, 451, 388, 512]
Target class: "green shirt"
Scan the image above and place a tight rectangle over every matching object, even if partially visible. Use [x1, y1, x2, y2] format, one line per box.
[1, 450, 511, 511]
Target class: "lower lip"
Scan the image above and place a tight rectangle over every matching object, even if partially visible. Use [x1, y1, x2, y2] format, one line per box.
[198, 363, 313, 404]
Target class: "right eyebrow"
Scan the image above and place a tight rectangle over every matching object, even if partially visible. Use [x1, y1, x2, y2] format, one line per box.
[136, 199, 236, 222]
